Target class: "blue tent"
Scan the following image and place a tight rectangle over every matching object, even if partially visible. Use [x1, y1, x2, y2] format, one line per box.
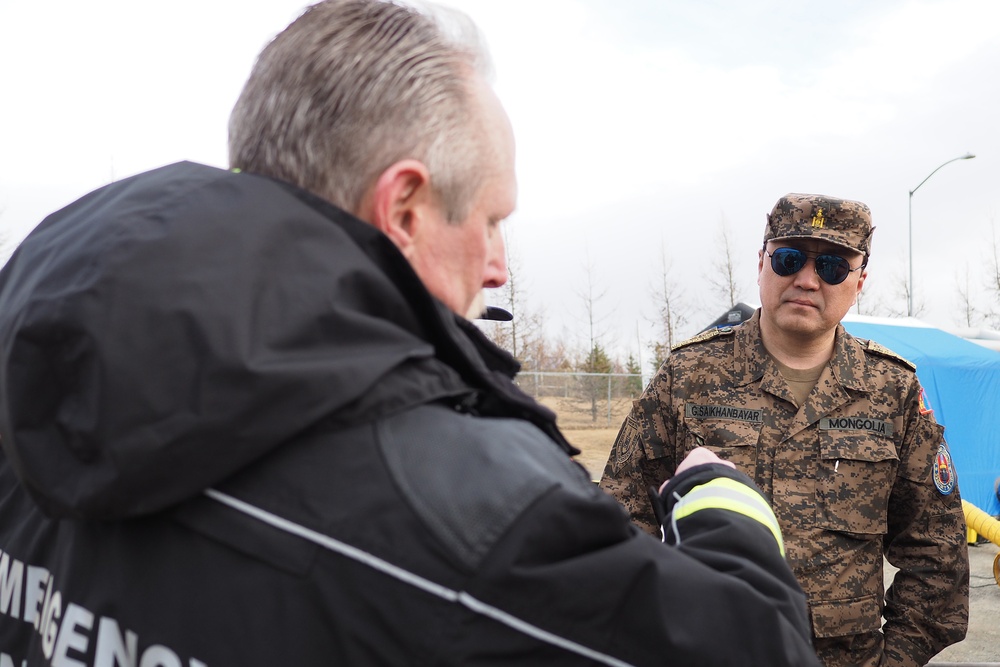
[843, 317, 1000, 515]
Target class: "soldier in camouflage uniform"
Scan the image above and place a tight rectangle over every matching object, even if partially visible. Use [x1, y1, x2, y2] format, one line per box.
[601, 193, 969, 667]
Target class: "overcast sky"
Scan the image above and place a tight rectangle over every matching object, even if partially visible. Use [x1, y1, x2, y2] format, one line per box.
[2, 0, 998, 365]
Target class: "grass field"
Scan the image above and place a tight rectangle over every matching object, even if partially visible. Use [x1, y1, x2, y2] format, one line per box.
[536, 396, 632, 481]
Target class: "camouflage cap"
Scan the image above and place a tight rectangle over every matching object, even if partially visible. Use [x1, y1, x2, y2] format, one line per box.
[764, 193, 874, 256]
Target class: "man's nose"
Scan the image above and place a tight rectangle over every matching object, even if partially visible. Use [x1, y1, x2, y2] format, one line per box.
[483, 235, 508, 288]
[791, 257, 822, 288]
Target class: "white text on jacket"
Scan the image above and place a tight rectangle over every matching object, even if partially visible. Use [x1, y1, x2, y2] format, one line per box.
[1, 549, 206, 667]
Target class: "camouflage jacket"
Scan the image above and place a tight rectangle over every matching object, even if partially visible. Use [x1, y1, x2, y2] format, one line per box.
[601, 312, 969, 667]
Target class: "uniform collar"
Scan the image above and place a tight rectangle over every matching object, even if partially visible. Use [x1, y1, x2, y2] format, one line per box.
[829, 324, 869, 393]
[737, 310, 869, 394]
[736, 311, 771, 386]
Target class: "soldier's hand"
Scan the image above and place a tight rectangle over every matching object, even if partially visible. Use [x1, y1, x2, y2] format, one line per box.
[659, 447, 735, 493]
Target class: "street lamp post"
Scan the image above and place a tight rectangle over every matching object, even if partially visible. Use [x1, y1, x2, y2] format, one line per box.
[907, 153, 975, 316]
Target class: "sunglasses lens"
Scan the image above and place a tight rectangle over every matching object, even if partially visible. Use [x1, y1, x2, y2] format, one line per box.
[770, 248, 854, 285]
[815, 255, 851, 285]
[770, 248, 806, 276]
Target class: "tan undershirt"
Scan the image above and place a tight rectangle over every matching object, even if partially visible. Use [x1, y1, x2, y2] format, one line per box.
[771, 357, 826, 407]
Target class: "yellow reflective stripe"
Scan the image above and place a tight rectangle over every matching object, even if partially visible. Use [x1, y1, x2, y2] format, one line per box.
[672, 477, 785, 556]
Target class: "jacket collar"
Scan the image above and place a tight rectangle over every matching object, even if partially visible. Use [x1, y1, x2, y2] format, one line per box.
[736, 309, 869, 394]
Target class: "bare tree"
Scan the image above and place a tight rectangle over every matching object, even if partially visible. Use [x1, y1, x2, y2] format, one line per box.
[575, 249, 613, 356]
[478, 242, 588, 378]
[853, 283, 875, 316]
[646, 240, 687, 372]
[706, 215, 740, 309]
[853, 252, 921, 318]
[989, 217, 1000, 294]
[954, 265, 980, 328]
[576, 251, 614, 421]
[534, 334, 573, 372]
[985, 216, 1000, 329]
[853, 271, 892, 317]
[481, 226, 547, 368]
[871, 268, 923, 319]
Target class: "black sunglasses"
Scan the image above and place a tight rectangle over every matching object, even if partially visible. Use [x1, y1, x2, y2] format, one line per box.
[765, 247, 864, 286]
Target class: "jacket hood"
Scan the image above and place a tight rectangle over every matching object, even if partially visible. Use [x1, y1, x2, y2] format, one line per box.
[0, 162, 568, 519]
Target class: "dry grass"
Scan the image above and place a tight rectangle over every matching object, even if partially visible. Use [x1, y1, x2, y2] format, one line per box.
[536, 396, 632, 481]
[564, 428, 617, 481]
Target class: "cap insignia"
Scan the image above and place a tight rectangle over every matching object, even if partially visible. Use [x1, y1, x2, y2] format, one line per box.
[811, 207, 826, 229]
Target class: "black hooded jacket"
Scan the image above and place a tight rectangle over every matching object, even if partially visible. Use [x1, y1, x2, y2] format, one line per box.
[0, 162, 820, 666]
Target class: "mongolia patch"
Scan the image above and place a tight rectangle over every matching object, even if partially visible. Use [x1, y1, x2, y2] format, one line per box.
[932, 443, 956, 495]
[819, 416, 894, 437]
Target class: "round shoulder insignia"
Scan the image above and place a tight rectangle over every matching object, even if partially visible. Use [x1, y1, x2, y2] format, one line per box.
[932, 443, 956, 495]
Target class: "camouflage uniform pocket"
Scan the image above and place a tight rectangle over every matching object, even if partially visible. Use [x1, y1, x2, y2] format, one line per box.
[809, 593, 882, 639]
[816, 432, 898, 535]
[682, 418, 760, 475]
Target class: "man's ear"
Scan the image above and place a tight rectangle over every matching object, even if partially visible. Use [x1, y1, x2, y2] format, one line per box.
[366, 159, 434, 259]
[854, 268, 868, 303]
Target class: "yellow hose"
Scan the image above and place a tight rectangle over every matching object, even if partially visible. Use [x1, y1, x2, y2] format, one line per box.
[964, 500, 1000, 545]
[962, 500, 1000, 587]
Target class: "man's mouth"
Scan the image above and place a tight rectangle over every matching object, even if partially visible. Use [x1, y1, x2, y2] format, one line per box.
[785, 298, 818, 309]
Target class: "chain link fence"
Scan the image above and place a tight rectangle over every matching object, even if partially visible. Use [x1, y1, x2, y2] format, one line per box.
[515, 371, 642, 428]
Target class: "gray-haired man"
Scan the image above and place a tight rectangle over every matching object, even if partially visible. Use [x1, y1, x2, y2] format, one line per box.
[0, 4, 820, 664]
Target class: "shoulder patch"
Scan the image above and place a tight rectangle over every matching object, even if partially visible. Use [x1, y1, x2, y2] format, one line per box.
[918, 387, 934, 415]
[671, 326, 735, 352]
[863, 339, 916, 371]
[933, 442, 957, 495]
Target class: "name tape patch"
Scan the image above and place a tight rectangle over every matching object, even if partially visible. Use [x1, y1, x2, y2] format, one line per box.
[685, 403, 763, 423]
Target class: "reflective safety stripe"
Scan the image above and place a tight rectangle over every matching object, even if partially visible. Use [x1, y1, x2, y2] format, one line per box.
[204, 489, 637, 667]
[671, 478, 785, 556]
